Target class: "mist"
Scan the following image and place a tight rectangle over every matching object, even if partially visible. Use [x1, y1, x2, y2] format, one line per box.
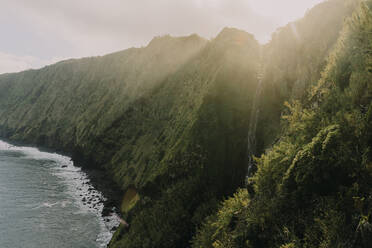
[0, 0, 323, 73]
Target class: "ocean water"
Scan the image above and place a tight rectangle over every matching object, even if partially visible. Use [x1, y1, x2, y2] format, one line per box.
[0, 140, 119, 248]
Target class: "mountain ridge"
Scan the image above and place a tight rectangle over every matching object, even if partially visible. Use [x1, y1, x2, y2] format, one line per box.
[0, 27, 260, 248]
[0, 0, 369, 247]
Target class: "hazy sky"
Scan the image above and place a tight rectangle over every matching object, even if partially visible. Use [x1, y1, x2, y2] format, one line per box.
[0, 0, 324, 74]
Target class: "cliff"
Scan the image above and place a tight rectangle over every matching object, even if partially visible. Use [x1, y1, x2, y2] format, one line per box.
[193, 1, 372, 247]
[0, 29, 260, 247]
[0, 0, 369, 247]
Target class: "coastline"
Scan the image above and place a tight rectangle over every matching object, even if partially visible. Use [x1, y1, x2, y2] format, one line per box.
[0, 136, 123, 212]
[0, 138, 123, 247]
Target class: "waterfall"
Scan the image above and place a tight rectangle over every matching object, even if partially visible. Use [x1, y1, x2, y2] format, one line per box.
[246, 64, 264, 182]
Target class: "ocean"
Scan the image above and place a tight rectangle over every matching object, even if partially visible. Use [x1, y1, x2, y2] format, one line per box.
[0, 140, 119, 248]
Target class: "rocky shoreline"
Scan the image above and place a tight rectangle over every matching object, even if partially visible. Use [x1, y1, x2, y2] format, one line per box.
[53, 159, 122, 246]
[0, 138, 124, 246]
[76, 167, 123, 221]
[0, 136, 123, 212]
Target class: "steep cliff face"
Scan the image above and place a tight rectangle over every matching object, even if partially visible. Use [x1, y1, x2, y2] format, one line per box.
[0, 34, 207, 152]
[108, 28, 261, 248]
[256, 0, 359, 153]
[0, 28, 260, 247]
[0, 0, 366, 247]
[193, 1, 372, 247]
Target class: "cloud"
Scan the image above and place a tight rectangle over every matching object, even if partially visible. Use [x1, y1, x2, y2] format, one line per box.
[0, 51, 63, 74]
[3, 0, 276, 56]
[0, 0, 324, 74]
[248, 0, 324, 22]
[0, 52, 40, 74]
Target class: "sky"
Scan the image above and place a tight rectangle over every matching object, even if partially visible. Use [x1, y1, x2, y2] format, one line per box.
[0, 0, 324, 74]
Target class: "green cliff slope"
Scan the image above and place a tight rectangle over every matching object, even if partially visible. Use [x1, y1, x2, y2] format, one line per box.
[0, 34, 207, 153]
[256, 0, 359, 153]
[0, 0, 369, 247]
[193, 1, 372, 247]
[0, 29, 260, 247]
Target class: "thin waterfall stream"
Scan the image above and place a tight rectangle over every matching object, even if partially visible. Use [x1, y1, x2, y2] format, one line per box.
[246, 62, 264, 182]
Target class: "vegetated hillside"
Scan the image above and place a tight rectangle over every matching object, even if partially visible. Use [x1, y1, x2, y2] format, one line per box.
[108, 28, 260, 248]
[0, 28, 261, 247]
[0, 0, 369, 247]
[256, 0, 359, 153]
[192, 1, 372, 247]
[0, 34, 207, 152]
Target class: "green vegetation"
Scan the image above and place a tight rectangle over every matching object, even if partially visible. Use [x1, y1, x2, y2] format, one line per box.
[257, 0, 359, 153]
[107, 28, 260, 248]
[0, 0, 371, 247]
[0, 28, 260, 247]
[193, 1, 372, 247]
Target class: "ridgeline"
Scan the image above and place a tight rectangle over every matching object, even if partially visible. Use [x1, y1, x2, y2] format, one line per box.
[0, 0, 371, 247]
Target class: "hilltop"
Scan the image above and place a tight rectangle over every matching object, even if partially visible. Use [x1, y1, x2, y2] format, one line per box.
[0, 0, 371, 247]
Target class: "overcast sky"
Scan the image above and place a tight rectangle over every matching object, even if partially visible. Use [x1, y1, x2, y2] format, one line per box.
[0, 0, 324, 74]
